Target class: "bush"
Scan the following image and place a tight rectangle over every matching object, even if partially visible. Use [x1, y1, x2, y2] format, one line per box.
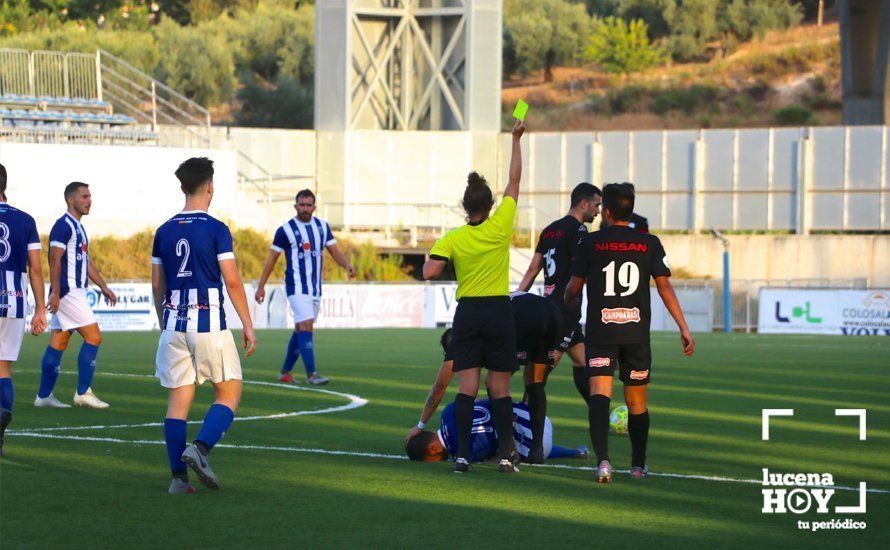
[651, 85, 720, 115]
[504, 0, 592, 77]
[152, 19, 235, 106]
[773, 104, 816, 126]
[38, 228, 412, 282]
[585, 16, 666, 75]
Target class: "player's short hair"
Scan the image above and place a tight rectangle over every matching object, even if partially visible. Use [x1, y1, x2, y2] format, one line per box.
[405, 430, 438, 461]
[64, 181, 89, 200]
[296, 189, 316, 204]
[440, 328, 453, 354]
[462, 172, 494, 219]
[0, 163, 6, 197]
[175, 157, 214, 195]
[602, 182, 635, 222]
[570, 182, 601, 207]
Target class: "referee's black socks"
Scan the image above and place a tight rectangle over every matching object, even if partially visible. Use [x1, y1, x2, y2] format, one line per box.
[525, 383, 546, 457]
[491, 396, 516, 459]
[454, 393, 475, 460]
[628, 410, 650, 468]
[588, 394, 610, 463]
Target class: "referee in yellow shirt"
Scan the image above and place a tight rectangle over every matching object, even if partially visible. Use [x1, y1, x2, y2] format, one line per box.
[422, 119, 526, 473]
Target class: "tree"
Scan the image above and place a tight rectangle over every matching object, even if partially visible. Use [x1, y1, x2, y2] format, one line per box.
[504, 0, 593, 80]
[585, 16, 666, 75]
[719, 0, 803, 52]
[152, 19, 235, 105]
[664, 0, 719, 61]
[617, 0, 671, 39]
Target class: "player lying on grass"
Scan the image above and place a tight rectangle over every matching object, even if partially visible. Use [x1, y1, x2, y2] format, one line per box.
[405, 398, 587, 463]
[406, 291, 562, 465]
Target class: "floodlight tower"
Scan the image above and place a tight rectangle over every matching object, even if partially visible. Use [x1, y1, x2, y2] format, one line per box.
[314, 0, 503, 227]
[315, 0, 502, 132]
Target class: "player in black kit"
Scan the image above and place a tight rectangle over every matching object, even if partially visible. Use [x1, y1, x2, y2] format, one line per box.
[518, 183, 601, 403]
[565, 183, 695, 484]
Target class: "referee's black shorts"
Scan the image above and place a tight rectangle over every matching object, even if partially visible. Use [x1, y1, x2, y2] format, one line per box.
[514, 294, 563, 367]
[450, 296, 517, 373]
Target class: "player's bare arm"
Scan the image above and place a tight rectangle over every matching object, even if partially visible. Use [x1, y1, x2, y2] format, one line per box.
[151, 263, 166, 328]
[503, 119, 526, 202]
[654, 275, 696, 356]
[326, 242, 357, 278]
[564, 275, 585, 308]
[422, 257, 446, 280]
[47, 246, 64, 313]
[406, 360, 455, 443]
[27, 248, 47, 335]
[220, 258, 257, 357]
[254, 248, 281, 304]
[87, 261, 117, 306]
[517, 252, 544, 292]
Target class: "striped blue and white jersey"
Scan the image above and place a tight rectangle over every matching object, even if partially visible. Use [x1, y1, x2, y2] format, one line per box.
[0, 202, 42, 319]
[271, 216, 336, 297]
[151, 211, 235, 333]
[438, 400, 536, 462]
[48, 212, 89, 298]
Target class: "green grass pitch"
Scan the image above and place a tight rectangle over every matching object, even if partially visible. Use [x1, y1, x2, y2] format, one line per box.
[1, 330, 887, 548]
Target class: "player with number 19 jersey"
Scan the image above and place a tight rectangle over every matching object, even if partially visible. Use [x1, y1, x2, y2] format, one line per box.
[571, 225, 670, 384]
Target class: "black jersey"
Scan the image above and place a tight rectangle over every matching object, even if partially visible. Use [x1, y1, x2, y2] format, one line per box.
[571, 225, 671, 345]
[535, 215, 587, 310]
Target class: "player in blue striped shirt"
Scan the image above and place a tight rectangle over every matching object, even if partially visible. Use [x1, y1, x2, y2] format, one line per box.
[0, 163, 48, 455]
[152, 157, 256, 494]
[254, 189, 355, 385]
[36, 181, 117, 409]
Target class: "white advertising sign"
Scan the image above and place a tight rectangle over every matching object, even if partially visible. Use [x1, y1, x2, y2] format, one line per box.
[758, 289, 890, 336]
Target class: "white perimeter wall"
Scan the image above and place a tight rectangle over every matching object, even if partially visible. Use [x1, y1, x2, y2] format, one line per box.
[0, 142, 241, 236]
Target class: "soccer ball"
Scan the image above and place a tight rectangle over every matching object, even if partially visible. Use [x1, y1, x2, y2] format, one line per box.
[609, 405, 629, 435]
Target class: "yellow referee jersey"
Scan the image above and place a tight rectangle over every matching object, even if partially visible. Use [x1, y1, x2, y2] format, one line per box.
[429, 196, 516, 300]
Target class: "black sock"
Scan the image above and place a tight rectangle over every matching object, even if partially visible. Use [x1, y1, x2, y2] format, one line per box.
[490, 396, 516, 460]
[172, 468, 188, 482]
[194, 440, 210, 456]
[0, 410, 11, 437]
[588, 394, 611, 463]
[573, 367, 589, 404]
[525, 383, 546, 454]
[454, 393, 475, 460]
[629, 410, 650, 468]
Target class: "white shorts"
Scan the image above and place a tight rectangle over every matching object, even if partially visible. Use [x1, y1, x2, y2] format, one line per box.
[50, 289, 97, 332]
[289, 294, 321, 323]
[155, 329, 242, 389]
[0, 318, 26, 362]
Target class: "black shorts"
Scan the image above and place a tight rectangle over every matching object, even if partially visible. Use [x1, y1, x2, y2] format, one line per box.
[450, 297, 517, 373]
[559, 321, 584, 352]
[516, 320, 560, 367]
[585, 343, 652, 386]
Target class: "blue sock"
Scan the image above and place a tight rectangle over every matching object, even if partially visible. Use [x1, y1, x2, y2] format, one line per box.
[195, 403, 235, 451]
[77, 343, 99, 395]
[548, 445, 579, 459]
[38, 347, 63, 398]
[0, 378, 13, 413]
[298, 331, 316, 376]
[280, 331, 301, 374]
[164, 418, 188, 474]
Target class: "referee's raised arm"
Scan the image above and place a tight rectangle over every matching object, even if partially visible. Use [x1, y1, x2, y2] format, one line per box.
[419, 118, 527, 474]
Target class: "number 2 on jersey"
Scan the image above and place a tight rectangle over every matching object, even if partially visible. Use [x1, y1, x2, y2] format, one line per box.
[175, 238, 193, 278]
[602, 260, 639, 296]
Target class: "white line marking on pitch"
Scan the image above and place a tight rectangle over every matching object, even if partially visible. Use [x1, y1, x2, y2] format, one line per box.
[14, 372, 368, 433]
[11, 371, 889, 495]
[11, 432, 889, 495]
